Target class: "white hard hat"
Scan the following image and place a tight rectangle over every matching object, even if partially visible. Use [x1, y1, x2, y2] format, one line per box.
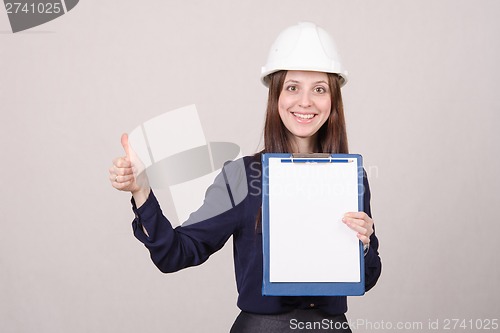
[261, 22, 348, 87]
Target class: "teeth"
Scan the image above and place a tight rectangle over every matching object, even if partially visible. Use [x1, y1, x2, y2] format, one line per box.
[293, 113, 315, 119]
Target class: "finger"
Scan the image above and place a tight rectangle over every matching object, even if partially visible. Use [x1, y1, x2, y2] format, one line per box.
[343, 216, 373, 237]
[342, 215, 368, 227]
[344, 211, 368, 219]
[109, 165, 131, 176]
[109, 173, 120, 183]
[344, 212, 373, 229]
[109, 163, 133, 178]
[112, 174, 135, 183]
[112, 180, 133, 191]
[357, 233, 370, 245]
[114, 166, 134, 177]
[121, 133, 130, 158]
[113, 157, 131, 168]
[344, 220, 368, 235]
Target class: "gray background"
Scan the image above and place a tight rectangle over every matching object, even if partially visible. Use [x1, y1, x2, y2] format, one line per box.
[1, 0, 499, 332]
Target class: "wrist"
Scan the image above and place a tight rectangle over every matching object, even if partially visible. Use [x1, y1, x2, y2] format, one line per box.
[132, 187, 151, 208]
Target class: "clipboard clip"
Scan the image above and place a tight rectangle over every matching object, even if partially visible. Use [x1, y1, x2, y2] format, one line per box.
[291, 153, 331, 159]
[285, 153, 351, 163]
[291, 153, 332, 163]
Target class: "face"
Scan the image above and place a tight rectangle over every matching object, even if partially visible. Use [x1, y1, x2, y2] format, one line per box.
[278, 71, 331, 150]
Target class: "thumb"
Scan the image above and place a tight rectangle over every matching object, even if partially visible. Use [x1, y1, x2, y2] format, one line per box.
[121, 133, 130, 158]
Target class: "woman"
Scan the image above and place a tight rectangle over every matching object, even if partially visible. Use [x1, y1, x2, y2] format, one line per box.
[110, 22, 381, 332]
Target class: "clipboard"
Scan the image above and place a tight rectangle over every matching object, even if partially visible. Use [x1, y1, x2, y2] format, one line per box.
[261, 153, 365, 296]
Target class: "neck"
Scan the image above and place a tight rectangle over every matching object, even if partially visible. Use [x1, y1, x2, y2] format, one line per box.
[289, 135, 317, 153]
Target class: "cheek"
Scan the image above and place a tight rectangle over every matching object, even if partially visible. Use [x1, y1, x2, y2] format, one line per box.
[319, 99, 332, 115]
[278, 98, 288, 118]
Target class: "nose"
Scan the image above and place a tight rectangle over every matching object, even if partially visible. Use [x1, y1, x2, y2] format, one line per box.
[298, 91, 312, 108]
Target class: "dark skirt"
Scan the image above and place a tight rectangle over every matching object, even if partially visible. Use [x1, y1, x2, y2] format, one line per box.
[230, 309, 352, 333]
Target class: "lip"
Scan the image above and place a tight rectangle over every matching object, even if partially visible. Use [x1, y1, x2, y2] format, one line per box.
[290, 111, 317, 123]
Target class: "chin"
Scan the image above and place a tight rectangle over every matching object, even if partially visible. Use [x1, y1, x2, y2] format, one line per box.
[291, 131, 317, 139]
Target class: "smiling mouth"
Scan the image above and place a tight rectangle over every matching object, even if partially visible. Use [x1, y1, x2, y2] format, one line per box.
[292, 112, 316, 120]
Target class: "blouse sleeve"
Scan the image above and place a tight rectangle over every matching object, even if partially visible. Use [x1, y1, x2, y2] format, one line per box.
[131, 158, 249, 273]
[362, 171, 382, 291]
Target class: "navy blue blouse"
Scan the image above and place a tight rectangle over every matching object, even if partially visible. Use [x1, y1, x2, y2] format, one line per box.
[132, 155, 381, 315]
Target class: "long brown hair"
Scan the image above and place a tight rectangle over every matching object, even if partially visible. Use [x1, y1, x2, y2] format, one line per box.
[262, 70, 349, 154]
[255, 70, 349, 230]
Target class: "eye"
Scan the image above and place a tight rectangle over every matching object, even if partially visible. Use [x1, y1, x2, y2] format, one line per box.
[285, 85, 298, 92]
[314, 86, 327, 94]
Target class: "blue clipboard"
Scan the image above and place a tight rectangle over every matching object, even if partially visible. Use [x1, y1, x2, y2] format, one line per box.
[261, 153, 365, 296]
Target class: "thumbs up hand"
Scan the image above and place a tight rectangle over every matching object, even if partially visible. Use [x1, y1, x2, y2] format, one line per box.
[109, 133, 150, 206]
